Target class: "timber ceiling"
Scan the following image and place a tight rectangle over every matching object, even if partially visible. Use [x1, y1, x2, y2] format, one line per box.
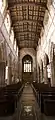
[8, 0, 47, 48]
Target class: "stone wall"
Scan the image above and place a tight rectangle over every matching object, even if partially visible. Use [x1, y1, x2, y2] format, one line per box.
[19, 48, 36, 81]
[36, 3, 55, 86]
[0, 8, 18, 86]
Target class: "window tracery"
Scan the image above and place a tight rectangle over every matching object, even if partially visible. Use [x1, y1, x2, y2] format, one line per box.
[24, 60, 31, 72]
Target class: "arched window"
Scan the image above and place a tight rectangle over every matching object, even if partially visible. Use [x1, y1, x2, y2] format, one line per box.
[24, 60, 31, 72]
[0, 0, 6, 14]
[0, 0, 2, 10]
[22, 55, 32, 73]
[53, 0, 55, 9]
[14, 39, 16, 51]
[5, 65, 8, 80]
[4, 12, 11, 33]
[10, 27, 14, 45]
[17, 47, 18, 56]
[5, 60, 9, 84]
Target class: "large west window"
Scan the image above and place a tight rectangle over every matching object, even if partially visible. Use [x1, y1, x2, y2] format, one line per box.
[24, 60, 31, 72]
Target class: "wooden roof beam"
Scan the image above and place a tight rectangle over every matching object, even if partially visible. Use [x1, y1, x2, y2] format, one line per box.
[14, 31, 40, 34]
[8, 2, 47, 8]
[12, 20, 43, 25]
[18, 39, 38, 42]
[16, 35, 39, 39]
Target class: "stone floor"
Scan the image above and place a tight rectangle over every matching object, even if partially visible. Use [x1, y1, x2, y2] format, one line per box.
[18, 83, 55, 120]
[18, 83, 41, 120]
[0, 84, 55, 120]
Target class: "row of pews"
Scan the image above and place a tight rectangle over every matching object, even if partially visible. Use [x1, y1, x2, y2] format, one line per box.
[0, 81, 24, 117]
[32, 82, 55, 116]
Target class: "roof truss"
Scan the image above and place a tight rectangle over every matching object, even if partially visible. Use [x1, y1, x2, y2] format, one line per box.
[8, 0, 47, 48]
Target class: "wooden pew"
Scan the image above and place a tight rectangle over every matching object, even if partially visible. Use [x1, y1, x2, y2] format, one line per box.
[44, 99, 55, 116]
[0, 97, 15, 116]
[32, 82, 49, 106]
[32, 82, 55, 116]
[0, 82, 23, 116]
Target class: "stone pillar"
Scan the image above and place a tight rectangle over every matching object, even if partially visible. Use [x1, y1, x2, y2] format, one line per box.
[40, 68, 42, 83]
[37, 64, 40, 83]
[18, 50, 19, 78]
[18, 50, 21, 80]
[33, 67, 36, 81]
[44, 54, 48, 84]
[40, 60, 44, 83]
[8, 66, 12, 84]
[50, 42, 55, 86]
[0, 61, 5, 86]
[8, 54, 12, 84]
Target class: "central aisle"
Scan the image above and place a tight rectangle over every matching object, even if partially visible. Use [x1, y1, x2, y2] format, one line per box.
[18, 84, 41, 120]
